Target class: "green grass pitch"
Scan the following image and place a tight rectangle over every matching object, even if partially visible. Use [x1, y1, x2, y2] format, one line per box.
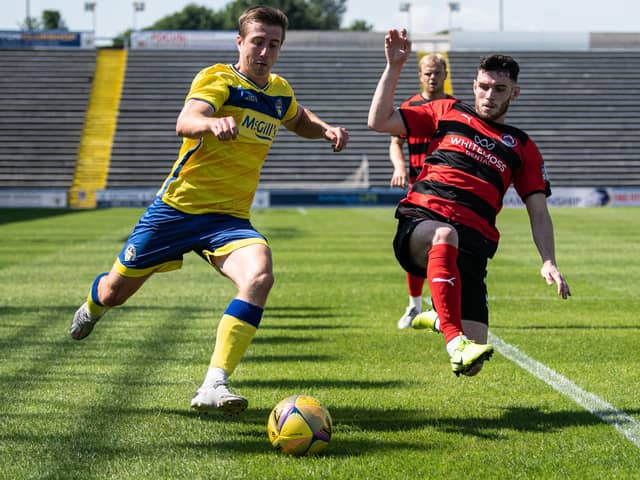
[1, 206, 639, 479]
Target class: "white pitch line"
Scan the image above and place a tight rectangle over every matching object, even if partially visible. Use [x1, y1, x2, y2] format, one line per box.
[489, 332, 640, 448]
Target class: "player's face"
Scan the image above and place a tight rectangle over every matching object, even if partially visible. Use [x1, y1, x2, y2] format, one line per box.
[236, 21, 283, 86]
[419, 61, 446, 97]
[473, 69, 520, 123]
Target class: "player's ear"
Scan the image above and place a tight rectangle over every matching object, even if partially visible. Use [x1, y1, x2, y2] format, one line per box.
[511, 85, 521, 101]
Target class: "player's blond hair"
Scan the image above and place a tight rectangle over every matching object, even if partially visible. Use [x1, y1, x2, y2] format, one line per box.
[420, 53, 448, 74]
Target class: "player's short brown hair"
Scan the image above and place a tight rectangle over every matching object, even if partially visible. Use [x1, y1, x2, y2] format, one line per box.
[238, 6, 289, 44]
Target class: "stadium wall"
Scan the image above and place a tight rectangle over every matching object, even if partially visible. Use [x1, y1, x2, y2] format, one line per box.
[2, 186, 639, 209]
[91, 187, 640, 209]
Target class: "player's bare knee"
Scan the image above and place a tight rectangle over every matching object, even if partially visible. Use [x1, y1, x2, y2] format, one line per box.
[244, 270, 274, 298]
[255, 270, 275, 293]
[432, 225, 458, 245]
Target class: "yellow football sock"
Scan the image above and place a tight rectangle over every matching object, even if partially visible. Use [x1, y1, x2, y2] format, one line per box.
[210, 299, 263, 375]
[87, 295, 109, 318]
[210, 314, 257, 374]
[87, 272, 110, 318]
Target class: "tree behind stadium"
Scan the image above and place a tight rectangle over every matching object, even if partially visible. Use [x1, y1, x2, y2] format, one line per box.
[148, 0, 349, 31]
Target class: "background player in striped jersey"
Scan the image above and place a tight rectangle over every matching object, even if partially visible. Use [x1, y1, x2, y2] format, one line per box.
[389, 53, 453, 329]
[70, 6, 349, 415]
[369, 29, 570, 376]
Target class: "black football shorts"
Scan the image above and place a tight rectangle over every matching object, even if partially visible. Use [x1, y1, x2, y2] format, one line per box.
[393, 211, 489, 324]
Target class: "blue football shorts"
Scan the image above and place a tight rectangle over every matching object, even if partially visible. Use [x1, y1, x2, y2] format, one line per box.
[114, 197, 268, 278]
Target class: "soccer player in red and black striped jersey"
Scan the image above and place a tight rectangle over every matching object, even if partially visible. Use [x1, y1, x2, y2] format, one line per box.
[389, 53, 454, 330]
[369, 29, 571, 377]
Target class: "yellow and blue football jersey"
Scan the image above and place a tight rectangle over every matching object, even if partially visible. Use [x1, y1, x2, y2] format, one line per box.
[158, 63, 298, 217]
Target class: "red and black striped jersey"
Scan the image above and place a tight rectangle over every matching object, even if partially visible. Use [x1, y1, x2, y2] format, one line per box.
[399, 98, 550, 247]
[397, 93, 455, 183]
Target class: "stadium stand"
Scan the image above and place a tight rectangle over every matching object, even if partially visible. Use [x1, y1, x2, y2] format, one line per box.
[107, 48, 420, 190]
[69, 49, 127, 208]
[0, 49, 96, 188]
[448, 50, 640, 187]
[4, 39, 640, 199]
[104, 46, 640, 191]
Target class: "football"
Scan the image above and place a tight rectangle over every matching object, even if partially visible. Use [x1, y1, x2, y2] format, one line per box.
[267, 394, 332, 456]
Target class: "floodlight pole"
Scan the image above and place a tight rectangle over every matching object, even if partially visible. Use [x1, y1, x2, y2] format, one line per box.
[132, 1, 145, 32]
[25, 0, 31, 29]
[85, 2, 97, 33]
[448, 2, 460, 31]
[399, 2, 412, 37]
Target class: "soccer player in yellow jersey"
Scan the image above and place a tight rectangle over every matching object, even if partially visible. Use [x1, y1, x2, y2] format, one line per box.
[70, 5, 349, 415]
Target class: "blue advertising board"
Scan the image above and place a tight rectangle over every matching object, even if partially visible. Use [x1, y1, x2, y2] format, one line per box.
[0, 30, 92, 48]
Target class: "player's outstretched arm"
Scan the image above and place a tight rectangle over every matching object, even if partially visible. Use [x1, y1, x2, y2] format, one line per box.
[389, 136, 408, 188]
[368, 29, 411, 136]
[525, 193, 572, 299]
[284, 106, 349, 152]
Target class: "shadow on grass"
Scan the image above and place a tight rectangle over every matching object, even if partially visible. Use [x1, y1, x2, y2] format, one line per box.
[497, 324, 640, 331]
[332, 405, 608, 439]
[3, 301, 629, 464]
[16, 403, 615, 457]
[3, 370, 633, 463]
[261, 226, 306, 240]
[0, 305, 76, 316]
[0, 208, 76, 226]
[0, 303, 215, 318]
[264, 305, 351, 322]
[250, 335, 320, 345]
[264, 312, 348, 320]
[235, 378, 406, 390]
[174, 436, 432, 456]
[259, 323, 352, 330]
[0, 303, 344, 321]
[243, 354, 334, 363]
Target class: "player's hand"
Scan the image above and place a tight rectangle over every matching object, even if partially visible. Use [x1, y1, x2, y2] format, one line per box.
[324, 126, 349, 152]
[210, 116, 238, 141]
[541, 261, 571, 299]
[384, 29, 411, 67]
[390, 172, 407, 188]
